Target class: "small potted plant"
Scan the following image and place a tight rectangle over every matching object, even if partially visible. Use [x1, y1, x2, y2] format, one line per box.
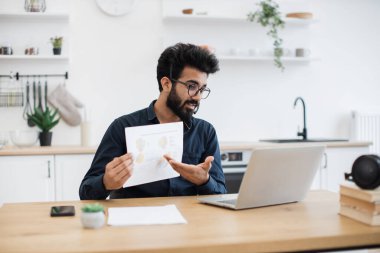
[247, 0, 285, 71]
[50, 36, 63, 55]
[27, 106, 60, 146]
[81, 203, 105, 229]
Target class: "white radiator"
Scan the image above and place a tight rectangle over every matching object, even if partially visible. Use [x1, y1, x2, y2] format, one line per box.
[351, 111, 380, 155]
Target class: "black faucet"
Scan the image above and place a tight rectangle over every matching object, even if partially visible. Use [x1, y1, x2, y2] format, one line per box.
[293, 97, 307, 140]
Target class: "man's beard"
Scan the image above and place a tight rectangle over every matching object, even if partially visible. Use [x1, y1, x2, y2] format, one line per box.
[166, 88, 199, 125]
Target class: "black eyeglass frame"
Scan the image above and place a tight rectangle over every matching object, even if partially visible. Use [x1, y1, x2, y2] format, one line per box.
[169, 65, 211, 99]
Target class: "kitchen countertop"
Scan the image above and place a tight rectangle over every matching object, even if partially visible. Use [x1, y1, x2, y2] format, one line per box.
[0, 141, 372, 156]
[0, 145, 97, 156]
[219, 141, 372, 150]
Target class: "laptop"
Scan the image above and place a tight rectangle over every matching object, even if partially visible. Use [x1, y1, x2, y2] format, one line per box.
[198, 145, 325, 210]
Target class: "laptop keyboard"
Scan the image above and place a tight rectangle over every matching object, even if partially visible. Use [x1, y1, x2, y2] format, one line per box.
[218, 199, 237, 205]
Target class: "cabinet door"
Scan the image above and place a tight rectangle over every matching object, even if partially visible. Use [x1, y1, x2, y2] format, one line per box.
[0, 155, 55, 203]
[55, 154, 94, 201]
[321, 147, 370, 193]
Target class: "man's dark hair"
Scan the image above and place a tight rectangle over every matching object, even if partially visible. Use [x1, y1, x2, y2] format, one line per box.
[156, 43, 220, 92]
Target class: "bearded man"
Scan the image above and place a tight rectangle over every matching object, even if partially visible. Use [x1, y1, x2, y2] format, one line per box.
[79, 43, 226, 200]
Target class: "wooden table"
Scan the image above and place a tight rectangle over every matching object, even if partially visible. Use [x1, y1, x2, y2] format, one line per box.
[0, 191, 379, 253]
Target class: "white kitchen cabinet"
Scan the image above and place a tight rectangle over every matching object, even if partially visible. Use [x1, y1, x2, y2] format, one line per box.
[55, 154, 94, 201]
[0, 153, 94, 203]
[0, 155, 55, 203]
[314, 146, 370, 192]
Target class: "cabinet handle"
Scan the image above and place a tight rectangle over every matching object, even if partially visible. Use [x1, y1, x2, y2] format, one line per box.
[323, 152, 328, 169]
[47, 160, 51, 178]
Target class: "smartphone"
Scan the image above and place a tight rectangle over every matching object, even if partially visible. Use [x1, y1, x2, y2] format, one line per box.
[50, 205, 75, 217]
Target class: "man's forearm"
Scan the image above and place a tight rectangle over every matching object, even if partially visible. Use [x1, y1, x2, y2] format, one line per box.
[79, 175, 110, 200]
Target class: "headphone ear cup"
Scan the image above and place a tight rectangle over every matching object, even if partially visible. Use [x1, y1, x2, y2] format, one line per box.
[351, 155, 380, 189]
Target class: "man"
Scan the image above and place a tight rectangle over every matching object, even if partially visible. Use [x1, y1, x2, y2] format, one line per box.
[79, 43, 226, 200]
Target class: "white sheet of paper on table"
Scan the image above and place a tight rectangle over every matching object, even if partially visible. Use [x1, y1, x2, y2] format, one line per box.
[107, 204, 187, 226]
[124, 122, 183, 187]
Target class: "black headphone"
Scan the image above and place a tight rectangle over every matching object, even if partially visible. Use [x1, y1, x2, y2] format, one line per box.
[344, 154, 380, 190]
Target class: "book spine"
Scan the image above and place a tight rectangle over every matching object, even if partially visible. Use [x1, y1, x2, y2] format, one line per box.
[339, 205, 380, 226]
[340, 185, 379, 202]
[340, 195, 380, 215]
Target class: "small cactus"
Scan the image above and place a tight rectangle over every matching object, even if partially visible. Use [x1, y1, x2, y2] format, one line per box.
[81, 203, 104, 213]
[50, 36, 63, 48]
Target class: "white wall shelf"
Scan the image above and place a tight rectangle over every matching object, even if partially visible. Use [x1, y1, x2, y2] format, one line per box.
[218, 55, 319, 62]
[0, 11, 69, 21]
[0, 6, 69, 74]
[0, 55, 69, 60]
[163, 15, 318, 26]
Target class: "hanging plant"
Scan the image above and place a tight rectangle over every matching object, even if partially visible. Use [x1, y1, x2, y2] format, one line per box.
[247, 0, 285, 71]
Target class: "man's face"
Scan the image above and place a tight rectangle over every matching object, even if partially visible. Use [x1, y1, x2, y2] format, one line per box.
[166, 66, 208, 124]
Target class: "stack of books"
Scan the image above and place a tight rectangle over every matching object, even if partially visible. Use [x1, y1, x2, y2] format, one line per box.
[339, 182, 380, 226]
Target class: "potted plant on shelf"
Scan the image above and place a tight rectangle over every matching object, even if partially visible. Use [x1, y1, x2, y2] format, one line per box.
[247, 0, 285, 71]
[81, 203, 105, 229]
[50, 36, 63, 55]
[27, 106, 60, 146]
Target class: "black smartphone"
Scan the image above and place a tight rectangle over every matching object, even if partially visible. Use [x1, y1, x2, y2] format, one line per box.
[50, 205, 75, 217]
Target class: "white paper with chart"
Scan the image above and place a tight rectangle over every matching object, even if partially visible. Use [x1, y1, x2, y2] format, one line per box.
[124, 122, 183, 187]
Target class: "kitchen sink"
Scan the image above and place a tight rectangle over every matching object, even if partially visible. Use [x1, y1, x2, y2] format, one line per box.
[259, 138, 349, 143]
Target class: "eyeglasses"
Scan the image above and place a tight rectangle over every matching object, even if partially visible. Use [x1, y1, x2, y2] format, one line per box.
[169, 65, 211, 99]
[170, 78, 211, 99]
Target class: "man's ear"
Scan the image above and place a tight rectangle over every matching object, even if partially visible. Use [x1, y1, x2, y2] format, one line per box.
[160, 77, 172, 92]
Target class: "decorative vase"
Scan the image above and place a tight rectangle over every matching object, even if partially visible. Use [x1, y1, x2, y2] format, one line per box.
[39, 132, 52, 146]
[53, 48, 61, 55]
[81, 211, 105, 229]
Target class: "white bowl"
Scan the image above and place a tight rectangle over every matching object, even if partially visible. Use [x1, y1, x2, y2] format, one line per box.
[0, 132, 8, 149]
[10, 130, 39, 147]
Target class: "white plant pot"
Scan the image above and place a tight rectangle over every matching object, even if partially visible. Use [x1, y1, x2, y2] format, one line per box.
[81, 211, 105, 229]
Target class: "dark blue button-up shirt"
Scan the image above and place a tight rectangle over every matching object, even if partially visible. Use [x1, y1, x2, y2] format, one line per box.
[79, 100, 226, 200]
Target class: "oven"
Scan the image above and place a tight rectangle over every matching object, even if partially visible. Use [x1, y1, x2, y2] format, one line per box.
[221, 149, 252, 193]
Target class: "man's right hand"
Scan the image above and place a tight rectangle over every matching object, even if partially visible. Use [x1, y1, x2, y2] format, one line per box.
[103, 153, 134, 190]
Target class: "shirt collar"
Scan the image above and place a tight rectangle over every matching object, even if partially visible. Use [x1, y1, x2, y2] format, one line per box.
[147, 100, 193, 130]
[147, 100, 157, 122]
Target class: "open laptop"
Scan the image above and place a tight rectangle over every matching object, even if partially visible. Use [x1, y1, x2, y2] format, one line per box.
[199, 145, 325, 210]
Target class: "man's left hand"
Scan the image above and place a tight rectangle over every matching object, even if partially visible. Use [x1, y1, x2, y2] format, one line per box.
[163, 155, 213, 186]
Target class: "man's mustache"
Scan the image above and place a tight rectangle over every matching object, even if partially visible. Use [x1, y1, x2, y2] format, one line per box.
[184, 100, 199, 107]
[184, 100, 200, 114]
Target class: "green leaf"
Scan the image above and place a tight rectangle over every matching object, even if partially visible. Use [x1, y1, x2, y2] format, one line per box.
[27, 106, 60, 132]
[247, 0, 285, 71]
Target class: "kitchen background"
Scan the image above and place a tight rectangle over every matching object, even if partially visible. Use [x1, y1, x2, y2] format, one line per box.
[0, 0, 380, 147]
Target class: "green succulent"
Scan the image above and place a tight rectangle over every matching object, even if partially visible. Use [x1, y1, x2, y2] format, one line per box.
[81, 203, 104, 213]
[50, 36, 63, 48]
[27, 107, 60, 133]
[247, 0, 285, 71]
